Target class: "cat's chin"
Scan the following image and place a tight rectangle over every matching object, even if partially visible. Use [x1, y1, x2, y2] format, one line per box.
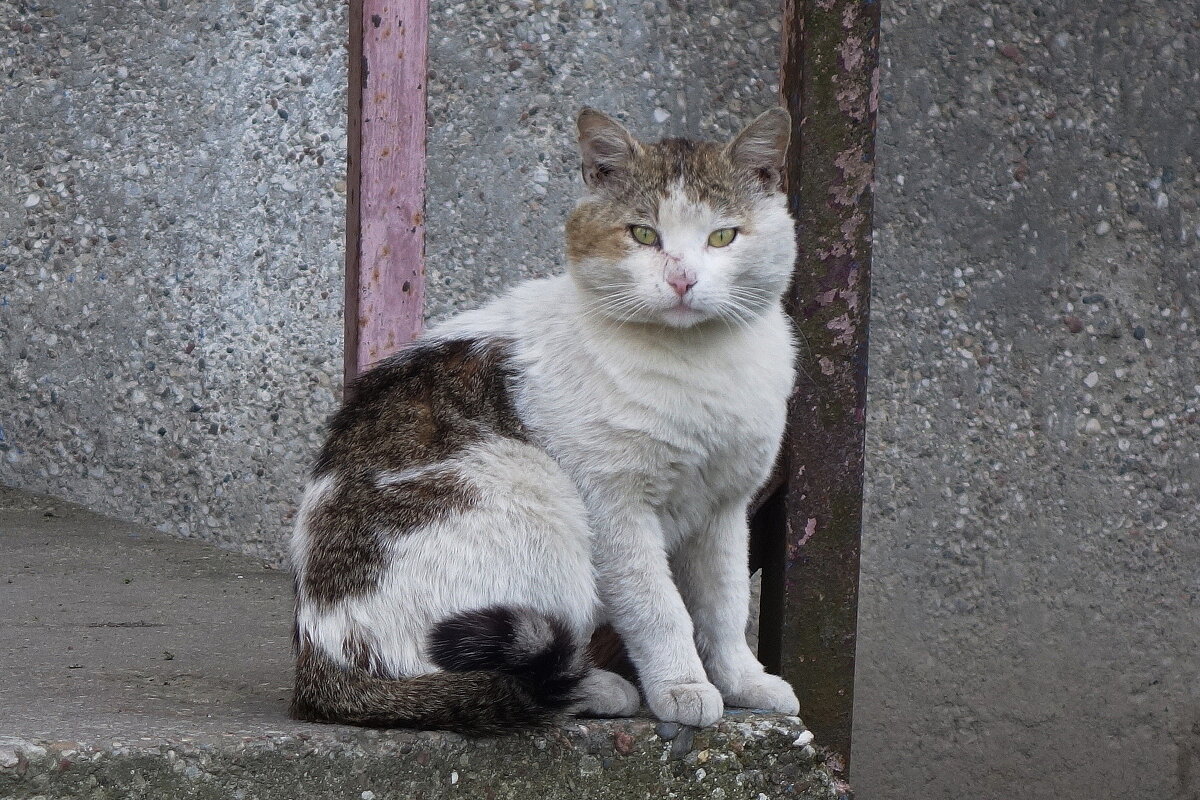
[657, 304, 712, 328]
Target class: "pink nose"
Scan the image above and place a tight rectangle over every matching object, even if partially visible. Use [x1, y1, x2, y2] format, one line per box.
[668, 275, 697, 297]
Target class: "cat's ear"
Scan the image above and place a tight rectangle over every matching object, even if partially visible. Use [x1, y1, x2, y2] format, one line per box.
[577, 108, 639, 188]
[725, 107, 791, 191]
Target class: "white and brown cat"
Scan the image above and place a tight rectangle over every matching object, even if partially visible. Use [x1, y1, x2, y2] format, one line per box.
[290, 107, 800, 733]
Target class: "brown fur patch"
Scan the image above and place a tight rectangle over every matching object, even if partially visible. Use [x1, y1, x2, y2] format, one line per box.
[301, 472, 477, 607]
[639, 138, 756, 213]
[342, 630, 383, 675]
[565, 206, 631, 263]
[291, 622, 583, 734]
[314, 339, 526, 476]
[300, 339, 526, 608]
[566, 135, 767, 261]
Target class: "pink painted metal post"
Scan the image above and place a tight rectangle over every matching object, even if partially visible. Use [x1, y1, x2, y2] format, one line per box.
[344, 0, 428, 386]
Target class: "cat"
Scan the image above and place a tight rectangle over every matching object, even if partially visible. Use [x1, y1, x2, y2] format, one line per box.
[289, 106, 801, 734]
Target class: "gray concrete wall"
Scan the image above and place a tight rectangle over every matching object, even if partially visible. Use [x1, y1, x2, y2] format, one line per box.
[1, 0, 347, 558]
[855, 0, 1200, 797]
[3, 0, 1198, 798]
[1, 0, 780, 559]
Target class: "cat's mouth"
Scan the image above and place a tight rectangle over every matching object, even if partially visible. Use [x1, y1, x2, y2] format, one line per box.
[661, 300, 708, 327]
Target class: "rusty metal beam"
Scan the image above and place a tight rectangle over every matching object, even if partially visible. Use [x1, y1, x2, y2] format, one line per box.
[770, 0, 882, 773]
[344, 0, 428, 386]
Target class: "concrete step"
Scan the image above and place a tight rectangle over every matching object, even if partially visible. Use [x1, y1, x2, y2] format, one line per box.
[0, 487, 850, 799]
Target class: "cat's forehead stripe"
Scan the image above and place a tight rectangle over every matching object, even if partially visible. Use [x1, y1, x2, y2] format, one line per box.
[656, 186, 736, 234]
[629, 138, 753, 215]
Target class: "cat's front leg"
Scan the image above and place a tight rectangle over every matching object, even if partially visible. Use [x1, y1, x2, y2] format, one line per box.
[591, 506, 725, 727]
[674, 499, 800, 715]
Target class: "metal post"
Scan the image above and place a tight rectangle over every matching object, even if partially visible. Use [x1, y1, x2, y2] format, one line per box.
[771, 0, 881, 773]
[344, 0, 428, 386]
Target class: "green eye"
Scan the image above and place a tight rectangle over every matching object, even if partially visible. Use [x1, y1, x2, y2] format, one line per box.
[708, 228, 738, 248]
[630, 225, 659, 246]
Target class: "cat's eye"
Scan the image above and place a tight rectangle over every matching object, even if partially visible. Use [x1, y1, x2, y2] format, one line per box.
[630, 225, 659, 246]
[708, 228, 738, 248]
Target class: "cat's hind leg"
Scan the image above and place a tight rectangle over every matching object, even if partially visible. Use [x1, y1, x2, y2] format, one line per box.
[365, 436, 601, 674]
[575, 668, 641, 718]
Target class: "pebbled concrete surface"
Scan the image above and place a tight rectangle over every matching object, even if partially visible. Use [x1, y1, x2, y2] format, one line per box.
[0, 0, 783, 563]
[0, 486, 847, 800]
[0, 0, 347, 560]
[856, 0, 1200, 798]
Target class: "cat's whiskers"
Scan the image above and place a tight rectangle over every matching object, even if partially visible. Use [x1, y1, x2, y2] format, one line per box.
[581, 292, 647, 326]
[611, 297, 655, 326]
[581, 286, 658, 327]
[720, 287, 816, 384]
[716, 288, 766, 331]
[726, 283, 816, 376]
[720, 300, 758, 333]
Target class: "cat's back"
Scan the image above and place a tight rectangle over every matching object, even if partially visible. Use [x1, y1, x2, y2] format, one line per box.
[313, 338, 526, 478]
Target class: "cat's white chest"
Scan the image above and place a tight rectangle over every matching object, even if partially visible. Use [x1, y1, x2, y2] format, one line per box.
[631, 355, 789, 549]
[431, 280, 796, 546]
[520, 308, 794, 547]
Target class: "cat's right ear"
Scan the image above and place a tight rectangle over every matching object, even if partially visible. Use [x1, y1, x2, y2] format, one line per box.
[725, 107, 791, 191]
[577, 108, 639, 189]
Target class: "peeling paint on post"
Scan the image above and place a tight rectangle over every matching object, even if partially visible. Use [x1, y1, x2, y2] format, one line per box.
[772, 0, 881, 772]
[344, 0, 428, 386]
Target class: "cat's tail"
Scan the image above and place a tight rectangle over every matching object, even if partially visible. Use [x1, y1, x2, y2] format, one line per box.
[290, 606, 587, 735]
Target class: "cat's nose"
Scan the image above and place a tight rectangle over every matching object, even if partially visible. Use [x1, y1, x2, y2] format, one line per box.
[667, 274, 697, 297]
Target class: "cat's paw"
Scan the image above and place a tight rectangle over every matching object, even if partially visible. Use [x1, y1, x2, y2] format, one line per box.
[576, 669, 642, 718]
[645, 681, 724, 727]
[722, 672, 800, 715]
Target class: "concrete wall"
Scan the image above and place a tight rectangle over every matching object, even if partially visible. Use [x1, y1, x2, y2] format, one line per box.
[1, 0, 347, 557]
[855, 0, 1200, 797]
[1, 0, 780, 558]
[3, 0, 1198, 798]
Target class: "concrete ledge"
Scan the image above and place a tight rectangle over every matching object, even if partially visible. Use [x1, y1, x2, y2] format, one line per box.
[0, 487, 849, 799]
[1, 715, 846, 800]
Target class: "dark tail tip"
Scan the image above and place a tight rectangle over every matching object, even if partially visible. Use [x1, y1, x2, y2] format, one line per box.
[428, 606, 584, 712]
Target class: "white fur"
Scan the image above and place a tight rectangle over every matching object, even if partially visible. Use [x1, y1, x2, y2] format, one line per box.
[428, 272, 798, 723]
[293, 177, 800, 726]
[575, 669, 641, 717]
[294, 437, 599, 677]
[374, 465, 451, 489]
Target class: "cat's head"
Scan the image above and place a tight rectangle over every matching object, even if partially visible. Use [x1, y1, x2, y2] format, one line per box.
[565, 108, 796, 329]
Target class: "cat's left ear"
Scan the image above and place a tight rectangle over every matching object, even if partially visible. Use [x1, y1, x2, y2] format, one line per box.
[577, 108, 640, 189]
[725, 108, 791, 191]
